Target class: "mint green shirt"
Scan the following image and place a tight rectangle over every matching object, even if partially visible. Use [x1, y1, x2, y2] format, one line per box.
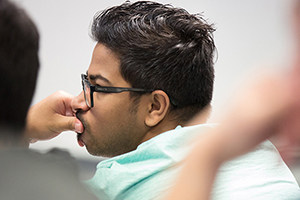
[85, 124, 300, 200]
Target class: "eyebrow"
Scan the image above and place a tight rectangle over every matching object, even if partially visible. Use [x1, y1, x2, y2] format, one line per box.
[86, 71, 111, 84]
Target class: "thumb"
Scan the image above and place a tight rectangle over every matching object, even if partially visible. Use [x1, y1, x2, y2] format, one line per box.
[54, 115, 84, 133]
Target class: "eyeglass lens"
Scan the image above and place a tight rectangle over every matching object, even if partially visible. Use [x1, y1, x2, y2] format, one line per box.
[83, 80, 92, 107]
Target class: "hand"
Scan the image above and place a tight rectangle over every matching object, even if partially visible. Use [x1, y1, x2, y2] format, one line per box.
[208, 69, 300, 162]
[25, 90, 83, 143]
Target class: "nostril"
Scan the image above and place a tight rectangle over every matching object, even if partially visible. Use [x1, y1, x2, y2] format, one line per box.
[75, 109, 83, 115]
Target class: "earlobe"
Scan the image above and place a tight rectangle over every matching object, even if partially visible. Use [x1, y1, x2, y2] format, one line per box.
[145, 90, 170, 127]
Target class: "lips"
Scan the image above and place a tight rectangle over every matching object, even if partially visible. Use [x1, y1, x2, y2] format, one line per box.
[77, 133, 85, 147]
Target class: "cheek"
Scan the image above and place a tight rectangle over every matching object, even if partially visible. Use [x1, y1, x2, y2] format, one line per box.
[87, 101, 124, 131]
[87, 93, 134, 132]
[94, 93, 132, 114]
[88, 108, 104, 128]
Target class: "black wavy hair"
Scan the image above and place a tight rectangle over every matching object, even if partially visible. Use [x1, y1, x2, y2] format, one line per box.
[91, 1, 215, 122]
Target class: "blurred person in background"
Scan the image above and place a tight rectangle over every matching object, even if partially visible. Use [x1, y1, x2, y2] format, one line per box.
[0, 0, 97, 199]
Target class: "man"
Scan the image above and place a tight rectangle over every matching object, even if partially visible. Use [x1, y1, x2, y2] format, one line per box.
[26, 1, 300, 200]
[0, 0, 39, 146]
[0, 0, 97, 199]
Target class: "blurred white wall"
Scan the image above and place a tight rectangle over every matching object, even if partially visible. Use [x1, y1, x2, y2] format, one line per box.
[12, 0, 295, 161]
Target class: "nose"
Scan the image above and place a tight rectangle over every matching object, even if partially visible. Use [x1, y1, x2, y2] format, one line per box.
[71, 91, 90, 113]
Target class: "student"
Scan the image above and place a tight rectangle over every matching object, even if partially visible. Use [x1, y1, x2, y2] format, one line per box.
[26, 1, 300, 199]
[0, 0, 97, 199]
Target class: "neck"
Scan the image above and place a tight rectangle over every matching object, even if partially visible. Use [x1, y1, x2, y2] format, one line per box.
[185, 105, 212, 126]
[140, 106, 211, 144]
[141, 118, 179, 143]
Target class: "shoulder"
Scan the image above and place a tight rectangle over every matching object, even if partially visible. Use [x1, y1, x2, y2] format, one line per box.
[0, 148, 98, 200]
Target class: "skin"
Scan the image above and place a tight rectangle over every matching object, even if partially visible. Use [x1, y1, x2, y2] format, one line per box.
[71, 43, 178, 157]
[25, 42, 185, 157]
[25, 90, 80, 142]
[71, 43, 148, 157]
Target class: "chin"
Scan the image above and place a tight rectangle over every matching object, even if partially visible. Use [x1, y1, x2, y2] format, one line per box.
[85, 146, 109, 157]
[86, 147, 100, 157]
[85, 142, 133, 157]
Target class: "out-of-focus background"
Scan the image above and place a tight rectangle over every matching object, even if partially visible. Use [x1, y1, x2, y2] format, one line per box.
[12, 0, 298, 180]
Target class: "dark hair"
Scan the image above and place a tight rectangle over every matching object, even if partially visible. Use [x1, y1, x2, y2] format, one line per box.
[91, 1, 215, 122]
[0, 0, 39, 133]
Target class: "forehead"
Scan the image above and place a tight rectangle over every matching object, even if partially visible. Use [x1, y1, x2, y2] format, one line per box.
[87, 43, 129, 86]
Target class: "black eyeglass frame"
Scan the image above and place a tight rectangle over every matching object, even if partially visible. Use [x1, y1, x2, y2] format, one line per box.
[81, 74, 155, 108]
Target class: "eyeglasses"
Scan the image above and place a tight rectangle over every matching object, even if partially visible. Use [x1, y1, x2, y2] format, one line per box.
[81, 74, 154, 108]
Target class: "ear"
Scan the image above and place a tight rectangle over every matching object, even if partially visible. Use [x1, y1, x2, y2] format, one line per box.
[145, 90, 170, 127]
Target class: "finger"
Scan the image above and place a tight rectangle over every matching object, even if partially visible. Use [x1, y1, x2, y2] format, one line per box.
[53, 115, 83, 133]
[53, 90, 76, 116]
